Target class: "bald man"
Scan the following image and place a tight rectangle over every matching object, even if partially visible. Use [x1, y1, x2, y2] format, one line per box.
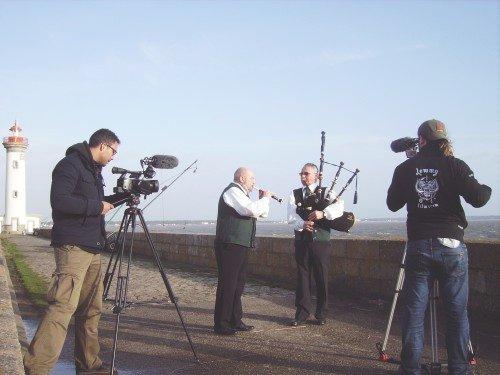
[213, 167, 272, 335]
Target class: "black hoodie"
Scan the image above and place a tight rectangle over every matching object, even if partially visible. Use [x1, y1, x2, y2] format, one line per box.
[50, 142, 125, 252]
[387, 143, 491, 242]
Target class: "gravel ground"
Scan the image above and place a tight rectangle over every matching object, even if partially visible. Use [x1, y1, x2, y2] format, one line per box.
[8, 235, 500, 375]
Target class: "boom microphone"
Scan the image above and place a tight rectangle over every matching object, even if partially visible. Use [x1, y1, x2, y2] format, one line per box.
[152, 155, 179, 169]
[145, 155, 179, 169]
[390, 137, 418, 153]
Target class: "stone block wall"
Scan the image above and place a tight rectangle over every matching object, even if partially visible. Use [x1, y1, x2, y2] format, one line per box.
[0, 241, 25, 374]
[38, 229, 500, 316]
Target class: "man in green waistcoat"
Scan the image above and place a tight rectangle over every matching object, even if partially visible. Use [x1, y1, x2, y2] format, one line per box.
[213, 167, 272, 335]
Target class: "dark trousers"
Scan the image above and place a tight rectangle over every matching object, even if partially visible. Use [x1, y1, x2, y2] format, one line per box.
[294, 240, 331, 320]
[214, 242, 249, 329]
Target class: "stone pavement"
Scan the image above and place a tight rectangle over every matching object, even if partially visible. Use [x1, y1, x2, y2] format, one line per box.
[7, 235, 500, 374]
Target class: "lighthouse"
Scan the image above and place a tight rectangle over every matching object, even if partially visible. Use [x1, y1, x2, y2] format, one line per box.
[1, 121, 40, 234]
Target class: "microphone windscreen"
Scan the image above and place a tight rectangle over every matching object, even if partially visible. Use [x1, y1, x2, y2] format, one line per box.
[151, 155, 179, 169]
[390, 137, 418, 153]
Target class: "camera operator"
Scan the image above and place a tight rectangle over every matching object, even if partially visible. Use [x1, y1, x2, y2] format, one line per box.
[213, 167, 272, 335]
[387, 119, 491, 374]
[24, 129, 129, 375]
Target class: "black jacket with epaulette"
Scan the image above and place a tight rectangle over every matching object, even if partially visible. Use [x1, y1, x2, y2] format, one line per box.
[387, 143, 491, 242]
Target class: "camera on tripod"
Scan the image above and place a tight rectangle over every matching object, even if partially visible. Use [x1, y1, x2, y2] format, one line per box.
[113, 166, 159, 196]
[103, 154, 199, 371]
[112, 155, 179, 197]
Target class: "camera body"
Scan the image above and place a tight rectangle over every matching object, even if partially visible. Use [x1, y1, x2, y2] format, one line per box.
[112, 164, 159, 197]
[113, 176, 159, 196]
[111, 155, 178, 199]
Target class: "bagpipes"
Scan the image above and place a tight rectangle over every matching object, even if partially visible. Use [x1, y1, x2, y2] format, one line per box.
[297, 131, 360, 232]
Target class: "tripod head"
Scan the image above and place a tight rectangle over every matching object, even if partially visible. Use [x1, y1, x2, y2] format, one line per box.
[125, 193, 142, 207]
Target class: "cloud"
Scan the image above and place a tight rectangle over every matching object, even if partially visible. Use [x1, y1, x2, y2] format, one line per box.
[142, 72, 159, 87]
[319, 50, 378, 65]
[138, 40, 177, 66]
[398, 43, 429, 52]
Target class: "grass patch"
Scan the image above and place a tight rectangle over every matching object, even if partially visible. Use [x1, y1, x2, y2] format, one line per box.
[2, 238, 48, 308]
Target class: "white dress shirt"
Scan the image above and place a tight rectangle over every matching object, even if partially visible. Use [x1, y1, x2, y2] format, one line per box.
[222, 183, 270, 218]
[287, 183, 344, 232]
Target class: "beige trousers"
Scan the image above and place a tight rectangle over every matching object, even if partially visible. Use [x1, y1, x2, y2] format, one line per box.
[24, 245, 103, 375]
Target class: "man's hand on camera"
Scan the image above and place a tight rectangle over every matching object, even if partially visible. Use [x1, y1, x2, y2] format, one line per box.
[307, 210, 324, 221]
[101, 201, 114, 215]
[303, 221, 315, 232]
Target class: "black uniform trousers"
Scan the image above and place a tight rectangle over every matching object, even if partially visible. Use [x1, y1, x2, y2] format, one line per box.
[214, 242, 249, 329]
[294, 240, 331, 320]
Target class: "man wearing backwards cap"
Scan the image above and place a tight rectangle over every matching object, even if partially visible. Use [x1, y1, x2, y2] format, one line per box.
[387, 119, 491, 374]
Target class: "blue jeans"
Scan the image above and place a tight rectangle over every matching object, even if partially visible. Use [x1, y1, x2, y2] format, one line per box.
[400, 239, 470, 375]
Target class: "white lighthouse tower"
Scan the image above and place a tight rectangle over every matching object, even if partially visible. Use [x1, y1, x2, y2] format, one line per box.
[1, 121, 40, 234]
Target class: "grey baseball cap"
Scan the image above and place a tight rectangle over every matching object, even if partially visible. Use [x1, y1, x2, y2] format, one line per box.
[418, 119, 448, 141]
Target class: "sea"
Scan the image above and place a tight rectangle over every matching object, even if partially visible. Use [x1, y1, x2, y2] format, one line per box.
[102, 216, 500, 241]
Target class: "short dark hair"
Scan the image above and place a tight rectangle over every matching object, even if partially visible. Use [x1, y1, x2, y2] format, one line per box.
[88, 129, 120, 148]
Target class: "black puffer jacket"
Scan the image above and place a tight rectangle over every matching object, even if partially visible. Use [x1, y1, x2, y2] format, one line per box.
[50, 142, 125, 252]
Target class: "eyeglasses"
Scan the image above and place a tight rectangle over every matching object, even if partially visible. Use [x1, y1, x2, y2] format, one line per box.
[299, 172, 313, 176]
[105, 144, 117, 156]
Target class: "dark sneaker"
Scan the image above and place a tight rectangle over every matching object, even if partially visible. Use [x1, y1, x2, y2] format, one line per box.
[315, 318, 326, 325]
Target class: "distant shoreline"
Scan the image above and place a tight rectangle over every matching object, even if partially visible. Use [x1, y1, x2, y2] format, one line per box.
[40, 216, 500, 242]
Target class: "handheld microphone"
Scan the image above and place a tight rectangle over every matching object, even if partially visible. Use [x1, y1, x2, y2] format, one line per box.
[270, 195, 283, 203]
[255, 186, 283, 203]
[390, 137, 418, 153]
[142, 155, 179, 169]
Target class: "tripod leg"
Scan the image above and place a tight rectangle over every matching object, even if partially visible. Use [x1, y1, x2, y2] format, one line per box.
[137, 210, 200, 363]
[103, 253, 120, 300]
[376, 246, 407, 363]
[429, 281, 439, 364]
[103, 211, 130, 300]
[110, 209, 136, 374]
[468, 340, 477, 365]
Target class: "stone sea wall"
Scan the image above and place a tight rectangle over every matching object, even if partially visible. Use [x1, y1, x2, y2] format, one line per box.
[38, 229, 500, 316]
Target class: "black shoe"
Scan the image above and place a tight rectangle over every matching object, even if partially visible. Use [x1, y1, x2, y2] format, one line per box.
[289, 319, 307, 327]
[315, 318, 326, 326]
[233, 322, 254, 331]
[214, 326, 237, 335]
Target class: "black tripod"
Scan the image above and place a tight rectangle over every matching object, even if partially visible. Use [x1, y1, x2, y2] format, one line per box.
[102, 199, 199, 374]
[376, 245, 476, 375]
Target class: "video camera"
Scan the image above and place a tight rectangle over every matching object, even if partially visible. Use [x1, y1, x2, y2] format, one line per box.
[112, 155, 178, 197]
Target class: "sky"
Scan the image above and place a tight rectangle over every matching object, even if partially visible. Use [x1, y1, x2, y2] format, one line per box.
[0, 1, 499, 221]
